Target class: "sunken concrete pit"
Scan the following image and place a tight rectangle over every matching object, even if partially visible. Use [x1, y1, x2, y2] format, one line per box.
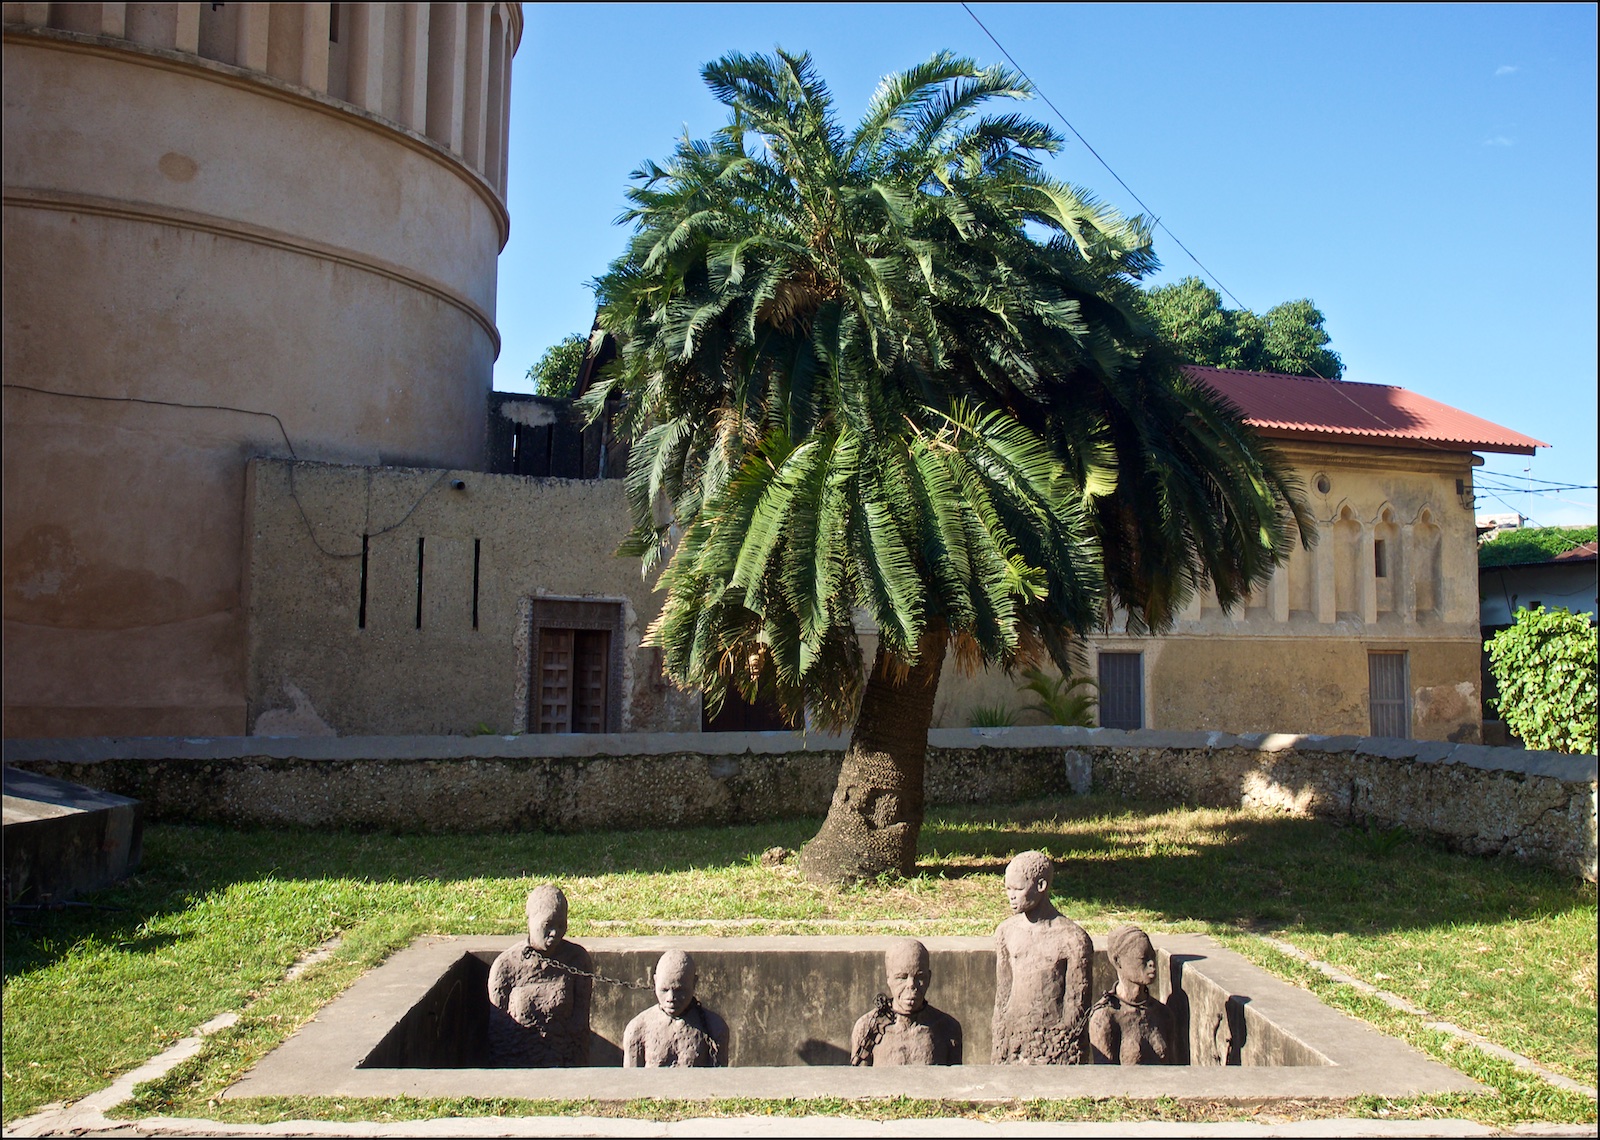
[226, 934, 1480, 1102]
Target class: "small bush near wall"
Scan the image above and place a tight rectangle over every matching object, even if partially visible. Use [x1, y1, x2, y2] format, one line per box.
[1486, 606, 1599, 755]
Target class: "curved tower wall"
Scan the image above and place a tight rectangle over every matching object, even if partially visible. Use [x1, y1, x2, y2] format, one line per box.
[2, 3, 522, 738]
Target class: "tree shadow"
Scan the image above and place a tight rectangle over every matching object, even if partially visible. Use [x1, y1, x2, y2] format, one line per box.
[917, 796, 1594, 938]
[5, 796, 1591, 980]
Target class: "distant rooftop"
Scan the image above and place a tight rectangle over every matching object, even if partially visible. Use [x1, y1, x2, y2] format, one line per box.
[1185, 366, 1547, 455]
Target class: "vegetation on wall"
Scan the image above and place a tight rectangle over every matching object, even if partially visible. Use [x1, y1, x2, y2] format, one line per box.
[1141, 276, 1344, 379]
[1484, 606, 1599, 754]
[525, 334, 588, 398]
[1478, 525, 1597, 568]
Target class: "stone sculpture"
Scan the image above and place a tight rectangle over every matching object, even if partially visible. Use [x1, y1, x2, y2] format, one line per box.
[622, 950, 729, 1067]
[1089, 924, 1174, 1065]
[486, 884, 592, 1067]
[991, 850, 1094, 1064]
[849, 937, 962, 1066]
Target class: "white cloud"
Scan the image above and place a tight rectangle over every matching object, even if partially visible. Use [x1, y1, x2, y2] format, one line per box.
[1482, 136, 1514, 147]
[1494, 64, 1518, 77]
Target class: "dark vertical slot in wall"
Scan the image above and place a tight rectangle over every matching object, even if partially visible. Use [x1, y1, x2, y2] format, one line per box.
[471, 539, 481, 630]
[357, 534, 369, 630]
[415, 536, 425, 630]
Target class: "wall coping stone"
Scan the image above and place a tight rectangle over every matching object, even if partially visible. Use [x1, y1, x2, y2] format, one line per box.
[5, 727, 1594, 783]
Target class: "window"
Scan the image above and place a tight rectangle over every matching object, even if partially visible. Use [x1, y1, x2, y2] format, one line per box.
[526, 599, 624, 733]
[1368, 651, 1409, 738]
[1373, 539, 1388, 578]
[1097, 652, 1143, 730]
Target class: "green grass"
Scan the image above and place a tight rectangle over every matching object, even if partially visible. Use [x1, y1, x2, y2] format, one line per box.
[4, 797, 1595, 1126]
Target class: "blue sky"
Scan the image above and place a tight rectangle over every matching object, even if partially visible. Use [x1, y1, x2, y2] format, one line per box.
[493, 3, 1597, 526]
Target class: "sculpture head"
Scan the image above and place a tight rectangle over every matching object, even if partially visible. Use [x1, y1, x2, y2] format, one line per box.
[1003, 850, 1054, 916]
[1107, 924, 1158, 989]
[884, 938, 931, 1017]
[654, 950, 697, 1018]
[524, 884, 568, 953]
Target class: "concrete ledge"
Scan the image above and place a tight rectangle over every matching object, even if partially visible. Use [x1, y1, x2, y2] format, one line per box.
[8, 727, 1591, 783]
[5, 729, 1594, 878]
[2, 766, 143, 903]
[225, 934, 1480, 1102]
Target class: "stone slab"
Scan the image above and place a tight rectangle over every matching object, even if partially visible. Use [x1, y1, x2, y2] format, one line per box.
[225, 934, 1480, 1103]
[2, 766, 143, 903]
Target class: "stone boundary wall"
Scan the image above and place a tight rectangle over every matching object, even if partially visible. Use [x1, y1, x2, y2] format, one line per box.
[4, 727, 1594, 879]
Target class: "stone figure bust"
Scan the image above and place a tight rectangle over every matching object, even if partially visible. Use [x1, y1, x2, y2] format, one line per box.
[850, 938, 962, 1066]
[486, 885, 592, 1067]
[991, 850, 1094, 1065]
[1090, 924, 1174, 1065]
[622, 950, 729, 1068]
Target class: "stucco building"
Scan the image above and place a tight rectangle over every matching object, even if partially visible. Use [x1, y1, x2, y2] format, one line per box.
[933, 367, 1547, 743]
[3, 2, 521, 737]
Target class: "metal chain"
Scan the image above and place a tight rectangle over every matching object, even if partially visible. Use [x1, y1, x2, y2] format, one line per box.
[520, 940, 653, 990]
[519, 942, 721, 1065]
[851, 993, 896, 1066]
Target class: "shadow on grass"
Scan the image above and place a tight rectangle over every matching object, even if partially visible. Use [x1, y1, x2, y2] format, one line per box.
[919, 797, 1594, 938]
[5, 795, 1592, 979]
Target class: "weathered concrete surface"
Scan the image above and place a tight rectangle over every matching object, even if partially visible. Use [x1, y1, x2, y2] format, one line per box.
[6, 727, 1593, 878]
[224, 934, 1480, 1101]
[2, 766, 143, 902]
[2, 13, 520, 740]
[243, 461, 702, 739]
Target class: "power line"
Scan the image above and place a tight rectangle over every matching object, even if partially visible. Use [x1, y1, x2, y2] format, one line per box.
[1479, 470, 1598, 491]
[959, 2, 1564, 480]
[960, 2, 1248, 311]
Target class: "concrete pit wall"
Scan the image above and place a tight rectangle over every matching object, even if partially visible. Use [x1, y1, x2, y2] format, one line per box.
[5, 727, 1594, 879]
[364, 939, 1306, 1069]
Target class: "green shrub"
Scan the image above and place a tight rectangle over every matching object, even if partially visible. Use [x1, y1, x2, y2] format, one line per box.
[1017, 667, 1098, 727]
[967, 702, 1018, 728]
[1484, 606, 1599, 754]
[1478, 524, 1597, 568]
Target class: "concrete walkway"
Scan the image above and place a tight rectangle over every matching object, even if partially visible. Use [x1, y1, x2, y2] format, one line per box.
[6, 1110, 1599, 1137]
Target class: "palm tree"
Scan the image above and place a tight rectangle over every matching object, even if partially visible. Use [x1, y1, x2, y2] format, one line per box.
[586, 49, 1312, 884]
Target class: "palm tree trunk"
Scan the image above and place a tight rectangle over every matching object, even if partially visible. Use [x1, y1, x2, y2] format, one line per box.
[798, 621, 948, 885]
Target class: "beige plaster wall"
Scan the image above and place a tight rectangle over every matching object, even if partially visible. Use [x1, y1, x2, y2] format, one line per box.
[244, 460, 702, 737]
[932, 442, 1486, 741]
[2, 20, 514, 738]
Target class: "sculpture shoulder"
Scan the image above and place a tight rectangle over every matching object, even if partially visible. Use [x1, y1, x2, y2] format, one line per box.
[1051, 915, 1092, 949]
[994, 914, 1027, 943]
[623, 1005, 661, 1040]
[555, 941, 592, 971]
[925, 1006, 962, 1037]
[699, 1004, 729, 1039]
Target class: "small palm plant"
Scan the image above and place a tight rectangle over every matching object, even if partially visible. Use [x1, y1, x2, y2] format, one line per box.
[968, 702, 1019, 728]
[1017, 667, 1098, 727]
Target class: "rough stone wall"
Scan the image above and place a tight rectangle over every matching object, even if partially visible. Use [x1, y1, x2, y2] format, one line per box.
[7, 727, 1593, 878]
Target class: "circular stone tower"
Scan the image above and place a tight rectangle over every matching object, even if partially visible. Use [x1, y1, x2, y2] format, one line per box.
[2, 3, 522, 737]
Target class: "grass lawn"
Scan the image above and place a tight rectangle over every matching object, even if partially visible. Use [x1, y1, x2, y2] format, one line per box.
[3, 795, 1595, 1127]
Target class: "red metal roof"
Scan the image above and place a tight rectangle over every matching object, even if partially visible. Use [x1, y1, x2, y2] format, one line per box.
[1553, 541, 1598, 564]
[1183, 366, 1548, 455]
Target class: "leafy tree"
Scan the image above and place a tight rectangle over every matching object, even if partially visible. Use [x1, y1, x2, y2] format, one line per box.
[525, 334, 588, 397]
[1485, 607, 1598, 754]
[587, 49, 1311, 883]
[1479, 525, 1597, 568]
[1143, 277, 1343, 378]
